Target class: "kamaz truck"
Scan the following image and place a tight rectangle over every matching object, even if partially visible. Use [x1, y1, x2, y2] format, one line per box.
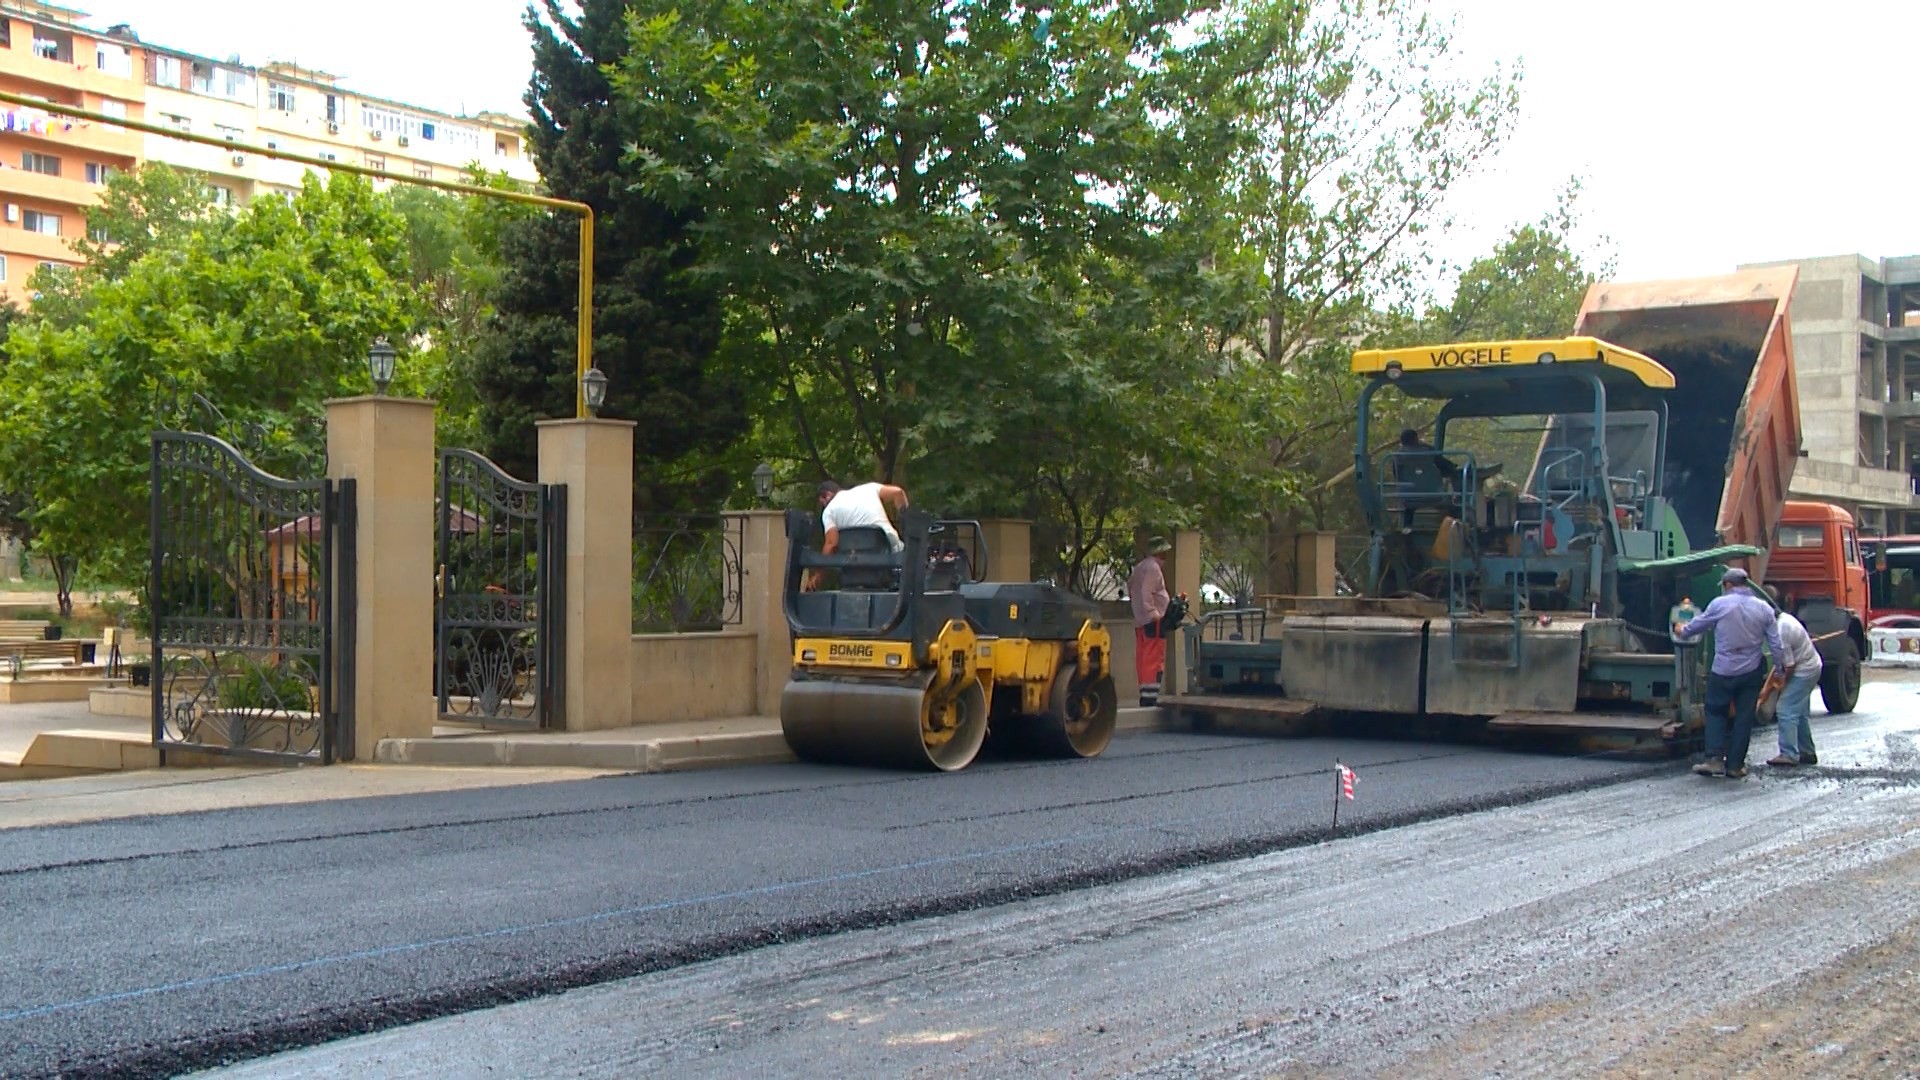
[1168, 268, 1820, 748]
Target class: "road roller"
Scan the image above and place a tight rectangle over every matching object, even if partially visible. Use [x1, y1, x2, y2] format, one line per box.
[780, 507, 1119, 772]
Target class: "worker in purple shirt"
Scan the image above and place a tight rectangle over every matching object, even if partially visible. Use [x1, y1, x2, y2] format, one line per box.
[1672, 567, 1789, 779]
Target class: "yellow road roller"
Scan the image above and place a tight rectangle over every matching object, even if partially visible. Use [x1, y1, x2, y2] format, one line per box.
[780, 508, 1118, 772]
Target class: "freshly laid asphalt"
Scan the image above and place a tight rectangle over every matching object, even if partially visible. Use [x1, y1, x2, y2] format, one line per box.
[0, 724, 1669, 1078]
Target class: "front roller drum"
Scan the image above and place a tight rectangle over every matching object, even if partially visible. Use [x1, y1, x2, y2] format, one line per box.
[781, 669, 989, 772]
[995, 668, 1119, 760]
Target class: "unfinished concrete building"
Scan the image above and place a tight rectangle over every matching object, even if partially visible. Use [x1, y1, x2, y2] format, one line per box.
[1738, 254, 1920, 536]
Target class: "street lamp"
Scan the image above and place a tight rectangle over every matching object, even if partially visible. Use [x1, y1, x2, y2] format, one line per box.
[367, 336, 396, 397]
[581, 366, 609, 417]
[752, 462, 774, 506]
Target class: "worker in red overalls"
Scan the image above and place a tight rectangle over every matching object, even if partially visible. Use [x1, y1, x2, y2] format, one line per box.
[1128, 537, 1172, 707]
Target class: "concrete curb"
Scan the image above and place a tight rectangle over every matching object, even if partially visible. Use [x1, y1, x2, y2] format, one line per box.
[373, 708, 1168, 775]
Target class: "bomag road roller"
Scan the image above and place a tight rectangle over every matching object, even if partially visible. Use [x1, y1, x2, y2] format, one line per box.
[779, 507, 1118, 772]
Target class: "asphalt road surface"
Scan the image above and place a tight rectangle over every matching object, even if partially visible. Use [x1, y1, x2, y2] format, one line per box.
[6, 681, 1916, 1078]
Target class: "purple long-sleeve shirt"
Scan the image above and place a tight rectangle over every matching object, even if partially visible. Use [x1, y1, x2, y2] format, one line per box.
[1677, 587, 1786, 677]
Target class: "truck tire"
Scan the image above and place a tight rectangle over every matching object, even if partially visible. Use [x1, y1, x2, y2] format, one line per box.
[1819, 639, 1861, 716]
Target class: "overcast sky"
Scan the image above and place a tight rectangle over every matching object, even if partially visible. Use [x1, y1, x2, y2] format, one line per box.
[73, 0, 1916, 290]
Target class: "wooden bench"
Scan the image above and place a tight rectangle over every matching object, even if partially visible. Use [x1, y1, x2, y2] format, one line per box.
[0, 622, 92, 668]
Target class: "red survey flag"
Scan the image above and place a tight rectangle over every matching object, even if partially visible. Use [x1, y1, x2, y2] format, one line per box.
[1337, 763, 1356, 800]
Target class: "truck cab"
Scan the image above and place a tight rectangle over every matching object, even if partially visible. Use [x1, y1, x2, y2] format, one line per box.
[1863, 535, 1920, 630]
[1763, 501, 1867, 714]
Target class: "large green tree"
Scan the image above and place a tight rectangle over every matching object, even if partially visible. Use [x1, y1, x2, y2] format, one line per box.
[469, 0, 749, 508]
[0, 172, 425, 596]
[609, 0, 1280, 584]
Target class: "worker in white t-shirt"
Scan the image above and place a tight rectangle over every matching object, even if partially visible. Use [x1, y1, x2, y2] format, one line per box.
[806, 480, 909, 590]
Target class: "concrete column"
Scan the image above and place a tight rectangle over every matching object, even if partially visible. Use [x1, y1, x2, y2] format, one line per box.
[977, 519, 1032, 583]
[1294, 531, 1339, 597]
[736, 510, 790, 717]
[326, 396, 435, 761]
[537, 419, 636, 731]
[1165, 530, 1203, 697]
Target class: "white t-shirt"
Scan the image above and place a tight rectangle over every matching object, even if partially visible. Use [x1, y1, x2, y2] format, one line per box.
[1776, 612, 1823, 673]
[822, 483, 902, 551]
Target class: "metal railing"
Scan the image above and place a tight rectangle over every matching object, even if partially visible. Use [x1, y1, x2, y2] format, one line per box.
[632, 513, 745, 633]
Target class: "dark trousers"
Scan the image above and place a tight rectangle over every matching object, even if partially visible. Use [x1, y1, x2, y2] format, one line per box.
[1704, 664, 1767, 768]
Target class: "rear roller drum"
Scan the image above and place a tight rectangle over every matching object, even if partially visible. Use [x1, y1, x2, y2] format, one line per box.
[781, 670, 989, 772]
[993, 668, 1118, 760]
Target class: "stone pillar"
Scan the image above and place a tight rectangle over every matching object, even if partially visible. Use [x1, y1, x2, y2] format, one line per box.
[977, 519, 1032, 583]
[736, 510, 791, 717]
[1295, 531, 1339, 597]
[1164, 530, 1203, 697]
[327, 396, 436, 761]
[538, 419, 635, 731]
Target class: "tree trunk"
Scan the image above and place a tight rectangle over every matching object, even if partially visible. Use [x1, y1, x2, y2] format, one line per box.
[50, 553, 76, 619]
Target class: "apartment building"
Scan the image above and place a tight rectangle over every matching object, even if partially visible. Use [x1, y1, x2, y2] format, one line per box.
[0, 1, 144, 304]
[0, 1, 537, 306]
[1738, 253, 1920, 536]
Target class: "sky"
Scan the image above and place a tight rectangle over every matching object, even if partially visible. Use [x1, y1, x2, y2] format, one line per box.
[69, 0, 1920, 289]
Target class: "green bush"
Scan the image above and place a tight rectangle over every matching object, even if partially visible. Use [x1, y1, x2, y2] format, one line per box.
[216, 665, 314, 713]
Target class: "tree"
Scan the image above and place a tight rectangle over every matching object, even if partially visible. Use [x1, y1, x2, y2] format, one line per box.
[609, 0, 1228, 494]
[469, 0, 749, 508]
[1431, 180, 1613, 342]
[0, 173, 425, 600]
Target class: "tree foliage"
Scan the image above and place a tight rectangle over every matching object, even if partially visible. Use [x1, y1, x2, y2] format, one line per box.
[0, 171, 425, 591]
[470, 0, 749, 508]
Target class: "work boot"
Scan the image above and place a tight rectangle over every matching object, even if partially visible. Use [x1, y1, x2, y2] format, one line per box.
[1800, 753, 1819, 766]
[1692, 757, 1725, 777]
[1766, 754, 1798, 768]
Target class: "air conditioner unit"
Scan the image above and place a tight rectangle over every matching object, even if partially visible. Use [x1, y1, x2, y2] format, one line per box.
[4, 205, 16, 224]
[327, 121, 339, 134]
[396, 135, 409, 147]
[368, 129, 381, 141]
[231, 153, 245, 166]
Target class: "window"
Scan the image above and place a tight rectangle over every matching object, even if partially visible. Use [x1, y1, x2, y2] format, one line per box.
[190, 61, 213, 95]
[364, 153, 386, 172]
[413, 164, 432, 180]
[208, 185, 233, 206]
[153, 55, 182, 87]
[215, 124, 244, 143]
[420, 121, 435, 141]
[21, 153, 59, 177]
[268, 82, 296, 112]
[97, 98, 126, 120]
[326, 94, 342, 123]
[160, 113, 191, 133]
[0, 256, 8, 283]
[84, 162, 116, 184]
[1845, 528, 1861, 567]
[220, 69, 253, 102]
[22, 210, 61, 236]
[31, 31, 68, 62]
[95, 43, 132, 78]
[0, 21, 10, 48]
[88, 224, 110, 243]
[1774, 525, 1824, 549]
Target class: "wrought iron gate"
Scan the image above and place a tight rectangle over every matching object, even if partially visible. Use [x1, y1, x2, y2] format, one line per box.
[150, 431, 356, 764]
[436, 449, 565, 729]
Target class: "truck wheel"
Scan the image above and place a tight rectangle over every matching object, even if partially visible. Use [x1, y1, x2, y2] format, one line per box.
[1818, 640, 1861, 715]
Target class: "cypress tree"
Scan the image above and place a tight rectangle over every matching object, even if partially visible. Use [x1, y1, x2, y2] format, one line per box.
[472, 0, 747, 510]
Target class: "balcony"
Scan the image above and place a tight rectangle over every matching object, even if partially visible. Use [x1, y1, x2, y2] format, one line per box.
[0, 43, 145, 103]
[0, 223, 83, 263]
[0, 164, 103, 211]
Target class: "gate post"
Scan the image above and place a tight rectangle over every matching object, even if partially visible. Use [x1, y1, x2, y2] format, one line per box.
[327, 396, 436, 760]
[537, 419, 635, 731]
[977, 519, 1032, 582]
[735, 510, 790, 718]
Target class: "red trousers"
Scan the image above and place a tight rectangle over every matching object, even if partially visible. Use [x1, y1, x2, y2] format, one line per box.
[1135, 625, 1166, 702]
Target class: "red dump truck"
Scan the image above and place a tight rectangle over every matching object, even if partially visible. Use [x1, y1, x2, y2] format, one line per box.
[1173, 267, 1855, 746]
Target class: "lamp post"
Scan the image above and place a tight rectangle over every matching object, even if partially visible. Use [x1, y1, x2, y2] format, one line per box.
[367, 336, 396, 397]
[581, 366, 609, 417]
[752, 462, 774, 506]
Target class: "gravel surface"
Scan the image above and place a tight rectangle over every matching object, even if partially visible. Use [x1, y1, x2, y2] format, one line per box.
[208, 679, 1920, 1079]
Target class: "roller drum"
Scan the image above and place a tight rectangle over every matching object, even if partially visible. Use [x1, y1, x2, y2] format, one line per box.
[781, 669, 988, 772]
[991, 669, 1118, 759]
